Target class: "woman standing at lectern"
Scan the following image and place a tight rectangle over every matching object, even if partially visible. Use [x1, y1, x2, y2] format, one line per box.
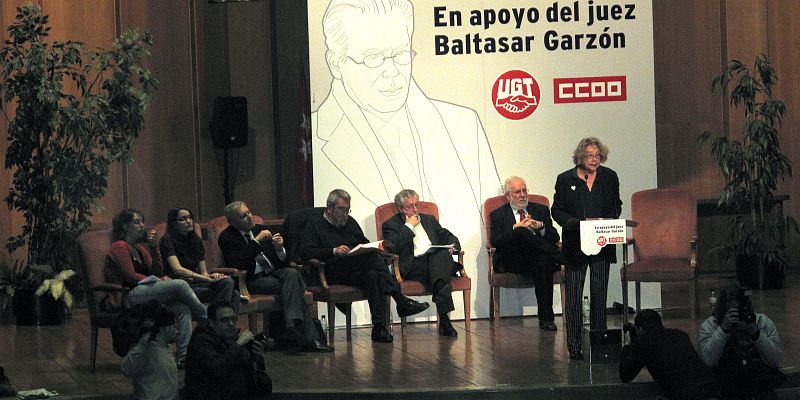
[552, 137, 622, 360]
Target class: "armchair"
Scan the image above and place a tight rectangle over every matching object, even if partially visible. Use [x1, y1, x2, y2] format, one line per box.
[624, 188, 698, 318]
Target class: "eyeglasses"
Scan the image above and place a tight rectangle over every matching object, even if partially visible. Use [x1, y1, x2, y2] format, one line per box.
[402, 202, 418, 210]
[176, 215, 192, 222]
[509, 188, 528, 195]
[131, 219, 144, 225]
[583, 152, 602, 160]
[332, 206, 351, 215]
[348, 50, 416, 69]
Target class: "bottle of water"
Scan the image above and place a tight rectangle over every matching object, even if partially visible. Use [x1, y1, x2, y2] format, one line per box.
[320, 315, 328, 331]
[709, 290, 717, 314]
[582, 296, 590, 325]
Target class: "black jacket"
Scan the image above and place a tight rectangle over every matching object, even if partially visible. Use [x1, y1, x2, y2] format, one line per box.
[489, 202, 560, 270]
[382, 213, 461, 278]
[218, 223, 285, 281]
[185, 323, 271, 400]
[552, 165, 622, 264]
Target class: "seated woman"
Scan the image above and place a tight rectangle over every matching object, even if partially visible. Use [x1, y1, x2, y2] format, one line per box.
[105, 208, 206, 368]
[159, 207, 240, 314]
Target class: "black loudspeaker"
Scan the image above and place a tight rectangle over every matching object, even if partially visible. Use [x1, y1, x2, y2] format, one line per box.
[589, 328, 622, 364]
[211, 96, 248, 148]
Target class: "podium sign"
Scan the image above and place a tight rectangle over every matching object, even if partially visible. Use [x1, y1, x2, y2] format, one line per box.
[579, 219, 627, 255]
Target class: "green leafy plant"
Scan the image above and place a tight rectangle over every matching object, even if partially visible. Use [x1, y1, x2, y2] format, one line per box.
[699, 54, 797, 287]
[0, 5, 158, 293]
[35, 268, 76, 310]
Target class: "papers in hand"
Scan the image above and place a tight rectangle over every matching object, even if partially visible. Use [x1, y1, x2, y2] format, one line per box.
[421, 244, 455, 255]
[346, 240, 384, 256]
[138, 275, 160, 284]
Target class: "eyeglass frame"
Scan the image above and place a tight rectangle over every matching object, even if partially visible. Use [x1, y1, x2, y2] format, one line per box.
[346, 49, 416, 69]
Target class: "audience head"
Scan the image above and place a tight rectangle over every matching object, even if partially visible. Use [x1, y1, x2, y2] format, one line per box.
[325, 189, 352, 228]
[112, 208, 145, 242]
[322, 0, 415, 114]
[503, 176, 529, 210]
[633, 309, 663, 331]
[224, 201, 255, 231]
[166, 207, 196, 237]
[207, 302, 238, 340]
[394, 189, 419, 215]
[572, 137, 609, 166]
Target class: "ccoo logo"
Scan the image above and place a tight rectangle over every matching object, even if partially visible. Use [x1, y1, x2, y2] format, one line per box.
[492, 70, 541, 120]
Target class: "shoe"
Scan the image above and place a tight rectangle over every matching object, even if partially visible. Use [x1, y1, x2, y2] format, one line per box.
[239, 295, 250, 304]
[438, 319, 458, 338]
[371, 325, 394, 343]
[396, 297, 430, 317]
[569, 350, 583, 360]
[539, 321, 558, 331]
[300, 339, 334, 353]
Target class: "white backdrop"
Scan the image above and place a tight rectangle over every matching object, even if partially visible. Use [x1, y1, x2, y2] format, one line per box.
[307, 0, 659, 327]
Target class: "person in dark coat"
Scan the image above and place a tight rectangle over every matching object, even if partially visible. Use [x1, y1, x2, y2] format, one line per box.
[382, 189, 461, 337]
[490, 176, 563, 332]
[185, 302, 272, 400]
[551, 137, 622, 359]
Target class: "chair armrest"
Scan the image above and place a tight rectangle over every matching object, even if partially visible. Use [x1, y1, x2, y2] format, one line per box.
[307, 259, 330, 289]
[210, 268, 251, 299]
[384, 253, 403, 283]
[209, 267, 240, 276]
[454, 250, 467, 278]
[690, 237, 698, 270]
[87, 283, 129, 294]
[487, 246, 497, 282]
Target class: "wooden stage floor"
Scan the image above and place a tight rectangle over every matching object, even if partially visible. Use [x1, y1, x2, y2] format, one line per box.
[1, 271, 799, 399]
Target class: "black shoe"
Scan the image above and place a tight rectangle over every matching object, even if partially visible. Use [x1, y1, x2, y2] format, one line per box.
[539, 321, 557, 331]
[438, 319, 458, 338]
[569, 350, 583, 360]
[371, 325, 394, 343]
[300, 339, 334, 353]
[396, 297, 430, 317]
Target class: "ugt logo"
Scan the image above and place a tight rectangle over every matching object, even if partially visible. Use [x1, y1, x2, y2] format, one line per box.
[492, 70, 541, 120]
[596, 236, 607, 246]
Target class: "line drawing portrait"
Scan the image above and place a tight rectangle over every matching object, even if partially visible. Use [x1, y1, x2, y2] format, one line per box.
[311, 0, 501, 224]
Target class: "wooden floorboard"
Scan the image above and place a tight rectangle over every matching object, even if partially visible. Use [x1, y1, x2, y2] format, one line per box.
[1, 270, 799, 398]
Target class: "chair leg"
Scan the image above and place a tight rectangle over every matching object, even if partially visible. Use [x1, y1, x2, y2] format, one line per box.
[327, 302, 336, 344]
[261, 311, 271, 337]
[492, 286, 501, 328]
[689, 279, 697, 320]
[559, 281, 567, 327]
[635, 282, 642, 313]
[343, 303, 353, 341]
[90, 326, 98, 371]
[462, 289, 471, 331]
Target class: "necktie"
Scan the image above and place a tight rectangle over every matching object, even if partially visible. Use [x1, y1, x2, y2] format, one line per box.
[518, 208, 526, 222]
[243, 231, 274, 276]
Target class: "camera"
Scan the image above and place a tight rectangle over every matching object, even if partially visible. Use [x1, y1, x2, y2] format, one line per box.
[737, 292, 756, 324]
[247, 332, 269, 351]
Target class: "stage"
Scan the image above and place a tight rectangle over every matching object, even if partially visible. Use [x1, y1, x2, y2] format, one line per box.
[1, 272, 799, 399]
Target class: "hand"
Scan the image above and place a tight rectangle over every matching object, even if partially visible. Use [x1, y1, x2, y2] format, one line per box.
[209, 272, 225, 280]
[530, 219, 544, 230]
[333, 245, 350, 255]
[254, 229, 272, 243]
[159, 275, 172, 281]
[271, 233, 284, 250]
[146, 229, 158, 247]
[721, 307, 739, 332]
[513, 216, 533, 229]
[405, 213, 419, 227]
[237, 330, 255, 347]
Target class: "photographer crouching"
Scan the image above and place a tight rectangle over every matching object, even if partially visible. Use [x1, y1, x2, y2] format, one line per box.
[185, 302, 272, 399]
[620, 309, 718, 399]
[699, 283, 785, 400]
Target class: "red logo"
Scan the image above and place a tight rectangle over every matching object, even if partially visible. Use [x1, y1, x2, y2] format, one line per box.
[596, 236, 607, 246]
[492, 70, 541, 120]
[609, 237, 624, 244]
[553, 76, 627, 104]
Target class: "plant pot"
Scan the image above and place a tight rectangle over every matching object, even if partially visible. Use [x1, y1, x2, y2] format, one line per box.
[736, 254, 784, 290]
[11, 288, 65, 326]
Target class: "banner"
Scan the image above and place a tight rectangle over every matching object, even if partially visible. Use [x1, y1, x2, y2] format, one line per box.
[308, 0, 657, 325]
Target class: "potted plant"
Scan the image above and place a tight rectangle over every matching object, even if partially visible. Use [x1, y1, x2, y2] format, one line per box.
[699, 54, 797, 289]
[0, 5, 157, 324]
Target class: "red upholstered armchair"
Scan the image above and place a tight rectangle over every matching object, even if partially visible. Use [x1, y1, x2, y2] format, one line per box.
[375, 201, 471, 332]
[483, 194, 566, 328]
[624, 188, 698, 318]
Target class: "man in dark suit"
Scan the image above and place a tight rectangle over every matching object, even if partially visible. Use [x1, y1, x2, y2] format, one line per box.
[489, 176, 564, 331]
[382, 189, 461, 337]
[299, 189, 430, 343]
[218, 201, 332, 352]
